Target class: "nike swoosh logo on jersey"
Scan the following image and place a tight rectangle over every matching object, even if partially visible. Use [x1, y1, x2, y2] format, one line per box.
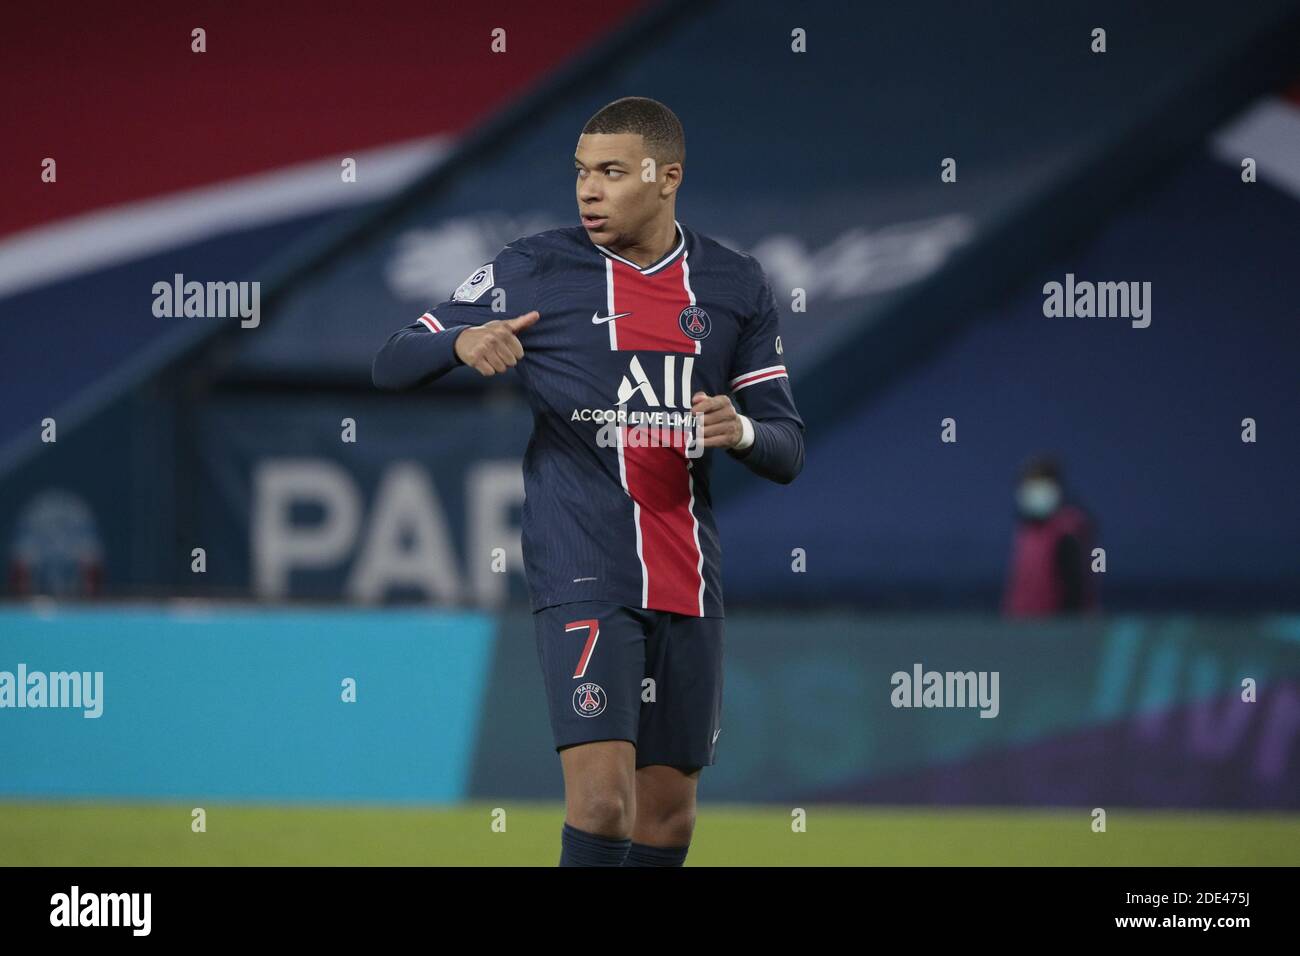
[591, 311, 633, 324]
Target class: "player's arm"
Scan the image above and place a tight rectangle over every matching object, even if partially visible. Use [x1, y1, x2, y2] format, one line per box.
[709, 255, 805, 485]
[372, 241, 540, 390]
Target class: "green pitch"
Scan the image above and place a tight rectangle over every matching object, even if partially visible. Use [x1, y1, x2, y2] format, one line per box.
[2, 802, 1297, 866]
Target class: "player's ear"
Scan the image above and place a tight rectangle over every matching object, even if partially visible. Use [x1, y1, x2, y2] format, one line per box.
[659, 162, 683, 197]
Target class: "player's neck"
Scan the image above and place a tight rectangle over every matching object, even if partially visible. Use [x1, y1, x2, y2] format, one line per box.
[613, 216, 678, 269]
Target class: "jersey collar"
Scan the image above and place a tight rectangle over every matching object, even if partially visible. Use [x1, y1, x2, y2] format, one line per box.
[592, 220, 686, 276]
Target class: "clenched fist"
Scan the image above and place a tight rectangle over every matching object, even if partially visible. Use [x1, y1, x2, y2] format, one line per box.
[690, 390, 746, 449]
[454, 310, 540, 376]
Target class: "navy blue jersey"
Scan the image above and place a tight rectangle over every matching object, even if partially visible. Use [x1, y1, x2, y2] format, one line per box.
[373, 221, 805, 617]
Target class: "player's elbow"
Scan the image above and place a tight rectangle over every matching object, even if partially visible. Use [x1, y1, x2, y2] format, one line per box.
[774, 444, 804, 485]
[786, 448, 806, 485]
[371, 345, 407, 391]
[371, 355, 394, 391]
[771, 421, 805, 485]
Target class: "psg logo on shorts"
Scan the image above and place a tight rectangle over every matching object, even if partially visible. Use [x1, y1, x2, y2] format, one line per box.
[572, 682, 607, 718]
[678, 306, 711, 340]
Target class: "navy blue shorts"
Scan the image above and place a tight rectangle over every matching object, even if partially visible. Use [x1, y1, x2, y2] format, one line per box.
[533, 601, 725, 769]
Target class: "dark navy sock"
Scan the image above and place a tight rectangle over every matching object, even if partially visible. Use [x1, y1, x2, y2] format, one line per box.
[621, 841, 690, 867]
[559, 822, 631, 867]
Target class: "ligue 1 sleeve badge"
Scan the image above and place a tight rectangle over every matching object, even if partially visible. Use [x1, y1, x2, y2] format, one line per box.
[452, 263, 494, 302]
[678, 305, 711, 340]
[572, 682, 607, 717]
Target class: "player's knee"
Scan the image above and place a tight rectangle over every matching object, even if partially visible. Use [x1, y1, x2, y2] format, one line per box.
[643, 802, 696, 846]
[571, 790, 634, 838]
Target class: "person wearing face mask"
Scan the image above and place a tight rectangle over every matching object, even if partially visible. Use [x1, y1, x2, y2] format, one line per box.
[1002, 455, 1098, 617]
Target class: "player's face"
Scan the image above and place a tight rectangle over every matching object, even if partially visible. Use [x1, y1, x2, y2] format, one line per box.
[574, 133, 664, 248]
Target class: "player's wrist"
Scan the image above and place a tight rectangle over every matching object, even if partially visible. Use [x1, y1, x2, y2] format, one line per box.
[733, 414, 755, 451]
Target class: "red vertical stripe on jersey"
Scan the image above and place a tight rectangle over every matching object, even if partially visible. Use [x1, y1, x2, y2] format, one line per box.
[620, 431, 702, 615]
[607, 254, 704, 615]
[608, 259, 697, 353]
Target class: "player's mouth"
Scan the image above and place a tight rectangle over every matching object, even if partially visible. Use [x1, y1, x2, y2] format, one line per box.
[581, 214, 608, 231]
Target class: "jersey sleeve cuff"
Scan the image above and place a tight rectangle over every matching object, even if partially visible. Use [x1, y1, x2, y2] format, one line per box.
[734, 414, 755, 451]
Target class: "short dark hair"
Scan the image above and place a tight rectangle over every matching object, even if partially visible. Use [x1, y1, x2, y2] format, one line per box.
[581, 96, 685, 166]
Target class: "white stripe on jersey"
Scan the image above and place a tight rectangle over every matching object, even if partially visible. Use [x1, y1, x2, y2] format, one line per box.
[729, 365, 788, 391]
[604, 257, 618, 351]
[680, 247, 701, 355]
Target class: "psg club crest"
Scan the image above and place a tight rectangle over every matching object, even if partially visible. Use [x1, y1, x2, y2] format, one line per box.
[572, 682, 607, 718]
[678, 306, 711, 340]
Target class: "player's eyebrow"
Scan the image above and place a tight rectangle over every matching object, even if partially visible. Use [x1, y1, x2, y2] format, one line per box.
[573, 157, 629, 169]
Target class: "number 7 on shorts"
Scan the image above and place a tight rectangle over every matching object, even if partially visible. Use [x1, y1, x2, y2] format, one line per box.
[565, 619, 600, 679]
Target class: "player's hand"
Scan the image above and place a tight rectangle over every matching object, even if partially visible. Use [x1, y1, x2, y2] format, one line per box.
[455, 310, 539, 376]
[690, 391, 744, 448]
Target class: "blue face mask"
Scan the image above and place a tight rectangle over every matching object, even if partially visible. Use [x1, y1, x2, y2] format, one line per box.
[1017, 479, 1061, 519]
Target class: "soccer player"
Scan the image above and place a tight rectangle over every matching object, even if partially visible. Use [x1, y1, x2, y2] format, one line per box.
[373, 96, 805, 866]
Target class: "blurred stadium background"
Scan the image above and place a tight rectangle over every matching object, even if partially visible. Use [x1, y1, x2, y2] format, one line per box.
[2, 0, 1298, 865]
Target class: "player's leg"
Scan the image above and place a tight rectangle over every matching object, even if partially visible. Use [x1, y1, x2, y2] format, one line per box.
[626, 763, 700, 864]
[533, 601, 649, 866]
[560, 739, 636, 832]
[626, 612, 724, 866]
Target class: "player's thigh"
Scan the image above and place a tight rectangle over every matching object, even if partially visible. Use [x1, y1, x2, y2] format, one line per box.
[636, 613, 725, 770]
[560, 740, 637, 811]
[635, 763, 700, 822]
